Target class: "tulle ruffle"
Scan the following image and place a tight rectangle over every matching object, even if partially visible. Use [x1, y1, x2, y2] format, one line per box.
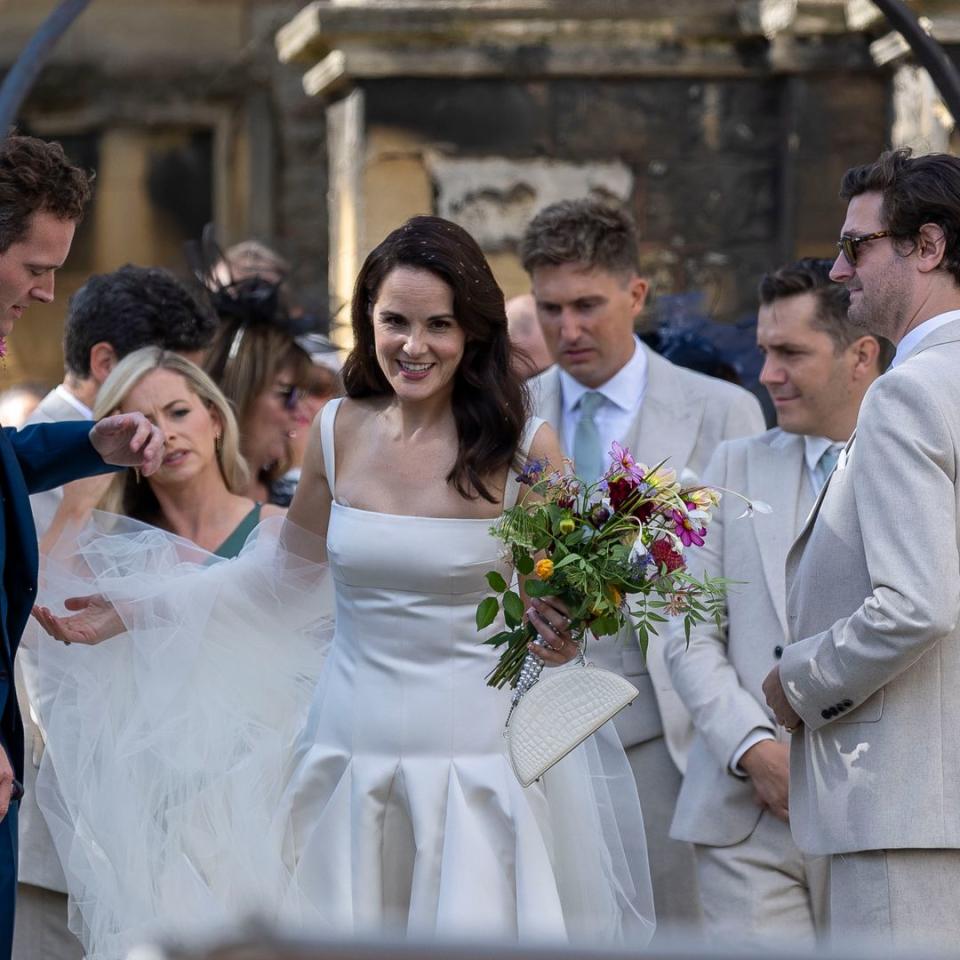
[23, 513, 333, 958]
[23, 512, 654, 957]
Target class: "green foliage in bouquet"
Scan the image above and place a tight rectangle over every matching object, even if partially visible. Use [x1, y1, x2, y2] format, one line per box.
[477, 443, 730, 689]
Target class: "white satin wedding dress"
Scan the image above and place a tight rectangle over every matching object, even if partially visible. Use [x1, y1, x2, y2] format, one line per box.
[27, 399, 655, 958]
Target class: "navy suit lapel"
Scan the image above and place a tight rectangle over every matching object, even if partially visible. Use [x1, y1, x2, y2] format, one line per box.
[0, 430, 38, 669]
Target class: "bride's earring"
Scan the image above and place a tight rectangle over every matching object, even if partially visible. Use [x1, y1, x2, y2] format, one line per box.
[215, 433, 223, 457]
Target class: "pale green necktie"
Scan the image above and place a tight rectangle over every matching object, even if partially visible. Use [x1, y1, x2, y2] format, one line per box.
[814, 442, 843, 493]
[573, 391, 606, 482]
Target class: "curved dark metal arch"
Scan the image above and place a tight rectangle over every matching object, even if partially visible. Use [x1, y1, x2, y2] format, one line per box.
[871, 0, 960, 127]
[0, 0, 94, 136]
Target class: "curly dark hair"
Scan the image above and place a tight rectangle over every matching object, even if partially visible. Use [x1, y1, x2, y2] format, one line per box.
[342, 216, 529, 503]
[0, 134, 92, 254]
[840, 148, 960, 286]
[519, 198, 639, 277]
[64, 265, 218, 377]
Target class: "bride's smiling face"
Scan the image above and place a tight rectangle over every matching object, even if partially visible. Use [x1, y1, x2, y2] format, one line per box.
[371, 266, 466, 402]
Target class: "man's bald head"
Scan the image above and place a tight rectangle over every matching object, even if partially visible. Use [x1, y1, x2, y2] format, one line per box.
[506, 292, 553, 378]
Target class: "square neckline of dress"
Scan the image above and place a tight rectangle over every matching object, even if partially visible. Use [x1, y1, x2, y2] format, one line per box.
[323, 397, 526, 523]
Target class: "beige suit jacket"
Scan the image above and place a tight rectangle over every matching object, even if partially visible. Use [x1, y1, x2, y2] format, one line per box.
[17, 389, 87, 892]
[667, 429, 815, 845]
[782, 319, 960, 855]
[531, 346, 766, 761]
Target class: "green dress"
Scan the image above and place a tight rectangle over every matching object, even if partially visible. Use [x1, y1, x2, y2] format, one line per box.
[212, 503, 262, 560]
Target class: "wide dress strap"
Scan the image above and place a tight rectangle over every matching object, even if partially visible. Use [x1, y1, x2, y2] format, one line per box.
[503, 416, 546, 510]
[319, 397, 343, 496]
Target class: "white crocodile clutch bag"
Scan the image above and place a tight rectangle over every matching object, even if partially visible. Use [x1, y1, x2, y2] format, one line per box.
[506, 665, 639, 787]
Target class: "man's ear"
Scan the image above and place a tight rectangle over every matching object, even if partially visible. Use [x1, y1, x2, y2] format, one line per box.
[916, 222, 947, 274]
[851, 335, 882, 378]
[629, 274, 650, 315]
[89, 342, 119, 386]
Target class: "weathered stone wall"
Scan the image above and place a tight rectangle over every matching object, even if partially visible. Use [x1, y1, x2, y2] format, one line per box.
[2, 0, 330, 384]
[353, 72, 888, 324]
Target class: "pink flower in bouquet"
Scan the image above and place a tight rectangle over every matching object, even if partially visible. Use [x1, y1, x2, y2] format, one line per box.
[672, 508, 706, 548]
[608, 441, 645, 483]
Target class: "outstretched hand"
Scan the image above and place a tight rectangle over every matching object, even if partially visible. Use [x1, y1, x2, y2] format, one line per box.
[32, 596, 125, 646]
[89, 413, 164, 476]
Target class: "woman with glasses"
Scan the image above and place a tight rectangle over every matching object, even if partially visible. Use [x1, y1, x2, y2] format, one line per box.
[203, 315, 311, 507]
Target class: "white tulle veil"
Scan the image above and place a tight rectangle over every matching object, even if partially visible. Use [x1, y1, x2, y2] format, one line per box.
[22, 512, 334, 958]
[22, 511, 654, 956]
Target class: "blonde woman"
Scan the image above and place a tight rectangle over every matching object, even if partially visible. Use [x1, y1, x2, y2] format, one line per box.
[44, 347, 284, 558]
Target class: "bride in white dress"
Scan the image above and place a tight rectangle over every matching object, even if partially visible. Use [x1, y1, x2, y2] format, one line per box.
[31, 216, 655, 956]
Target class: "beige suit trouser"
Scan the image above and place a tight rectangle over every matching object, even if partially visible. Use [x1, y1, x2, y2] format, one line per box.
[694, 810, 828, 947]
[13, 883, 82, 960]
[625, 736, 702, 940]
[830, 849, 960, 949]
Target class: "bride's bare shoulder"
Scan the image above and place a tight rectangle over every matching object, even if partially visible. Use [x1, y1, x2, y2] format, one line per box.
[333, 395, 387, 424]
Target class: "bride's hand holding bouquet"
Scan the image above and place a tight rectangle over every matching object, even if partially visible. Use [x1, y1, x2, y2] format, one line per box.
[477, 442, 731, 690]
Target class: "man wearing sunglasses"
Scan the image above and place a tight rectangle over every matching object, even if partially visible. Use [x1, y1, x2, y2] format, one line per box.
[763, 149, 960, 946]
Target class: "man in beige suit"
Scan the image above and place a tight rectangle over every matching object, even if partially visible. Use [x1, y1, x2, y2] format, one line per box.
[667, 259, 887, 943]
[520, 199, 765, 936]
[764, 150, 960, 946]
[15, 266, 215, 960]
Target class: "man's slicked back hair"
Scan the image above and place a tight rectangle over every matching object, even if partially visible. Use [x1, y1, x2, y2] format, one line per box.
[840, 148, 960, 286]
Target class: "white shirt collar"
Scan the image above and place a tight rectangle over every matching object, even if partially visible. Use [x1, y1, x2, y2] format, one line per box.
[55, 384, 94, 420]
[803, 435, 844, 475]
[559, 338, 647, 416]
[892, 309, 960, 367]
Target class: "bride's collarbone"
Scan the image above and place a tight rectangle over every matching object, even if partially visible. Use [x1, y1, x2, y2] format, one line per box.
[335, 463, 506, 520]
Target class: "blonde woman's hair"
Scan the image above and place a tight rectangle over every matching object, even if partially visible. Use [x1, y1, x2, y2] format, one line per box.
[93, 347, 250, 520]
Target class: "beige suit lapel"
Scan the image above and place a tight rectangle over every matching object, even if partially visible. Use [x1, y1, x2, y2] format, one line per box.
[624, 347, 700, 472]
[746, 432, 809, 637]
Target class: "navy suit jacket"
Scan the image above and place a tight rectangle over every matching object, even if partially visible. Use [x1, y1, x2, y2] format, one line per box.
[0, 421, 111, 781]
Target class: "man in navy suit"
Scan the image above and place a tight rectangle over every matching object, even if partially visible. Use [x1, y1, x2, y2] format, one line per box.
[0, 134, 164, 960]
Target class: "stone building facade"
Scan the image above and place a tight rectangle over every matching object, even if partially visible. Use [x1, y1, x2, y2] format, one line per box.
[4, 0, 960, 379]
[1, 0, 328, 385]
[275, 0, 957, 347]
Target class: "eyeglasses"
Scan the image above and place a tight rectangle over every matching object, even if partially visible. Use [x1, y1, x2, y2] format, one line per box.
[274, 383, 306, 411]
[837, 231, 891, 266]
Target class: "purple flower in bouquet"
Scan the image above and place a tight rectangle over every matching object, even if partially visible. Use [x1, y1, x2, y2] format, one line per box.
[607, 441, 645, 483]
[672, 507, 706, 548]
[516, 458, 547, 486]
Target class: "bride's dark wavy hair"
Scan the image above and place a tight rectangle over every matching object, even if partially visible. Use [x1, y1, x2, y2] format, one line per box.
[342, 216, 529, 503]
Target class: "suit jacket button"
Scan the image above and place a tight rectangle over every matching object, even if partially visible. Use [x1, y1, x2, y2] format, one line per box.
[842, 699, 853, 708]
[774, 645, 784, 659]
[821, 708, 832, 719]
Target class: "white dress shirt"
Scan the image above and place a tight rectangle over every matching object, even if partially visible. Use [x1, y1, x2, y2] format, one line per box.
[55, 384, 94, 420]
[893, 309, 960, 368]
[559, 339, 648, 466]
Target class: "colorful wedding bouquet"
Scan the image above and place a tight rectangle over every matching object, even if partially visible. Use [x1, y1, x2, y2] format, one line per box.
[477, 443, 730, 690]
